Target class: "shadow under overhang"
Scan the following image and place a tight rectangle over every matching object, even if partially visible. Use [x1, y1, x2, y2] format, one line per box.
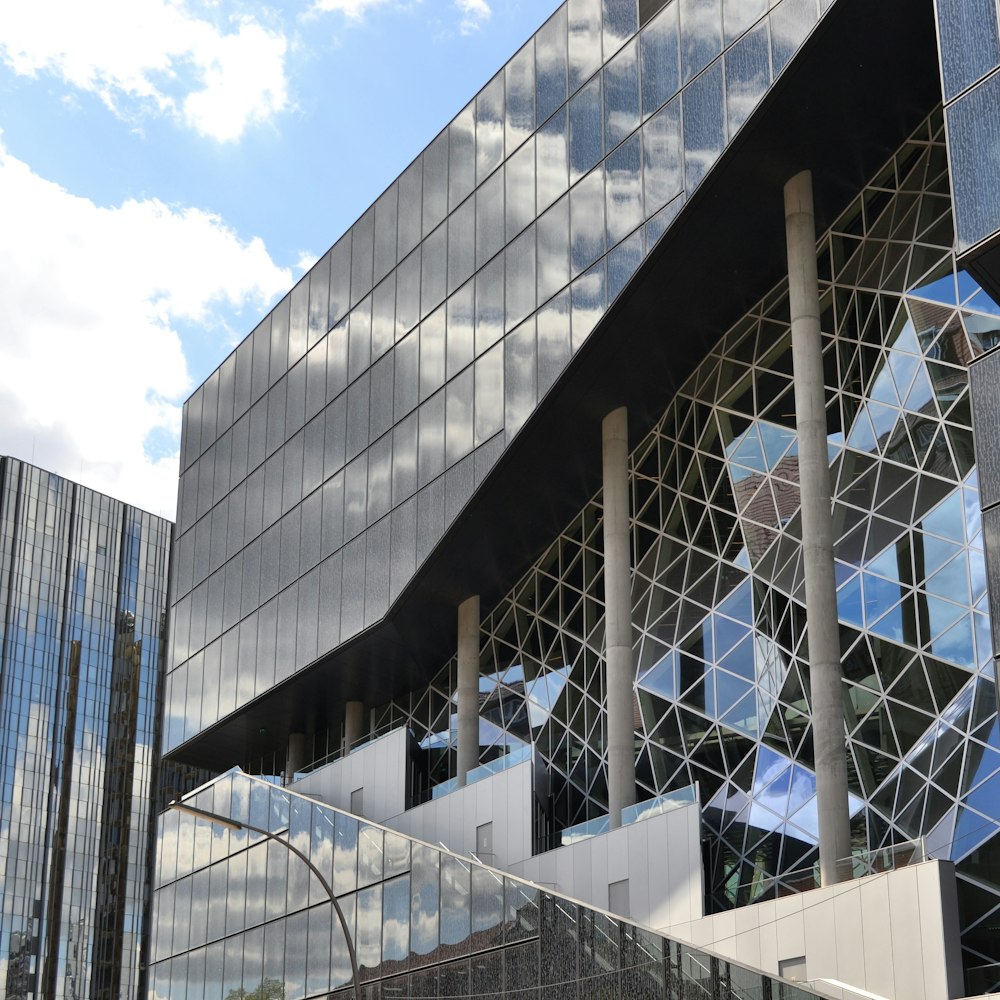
[168, 0, 943, 770]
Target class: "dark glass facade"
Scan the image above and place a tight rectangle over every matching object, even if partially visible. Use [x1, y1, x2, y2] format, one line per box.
[0, 457, 172, 1000]
[166, 0, 833, 756]
[151, 769, 821, 999]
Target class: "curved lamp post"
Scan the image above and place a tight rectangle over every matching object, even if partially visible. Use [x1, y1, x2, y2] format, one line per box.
[168, 799, 361, 1000]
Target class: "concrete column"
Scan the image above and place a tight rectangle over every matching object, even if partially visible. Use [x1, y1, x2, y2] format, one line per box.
[785, 170, 852, 886]
[456, 595, 481, 787]
[343, 701, 364, 754]
[603, 407, 636, 829]
[285, 732, 308, 786]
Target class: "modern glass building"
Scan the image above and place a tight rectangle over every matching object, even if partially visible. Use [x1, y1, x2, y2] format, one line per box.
[160, 0, 1000, 996]
[0, 457, 173, 999]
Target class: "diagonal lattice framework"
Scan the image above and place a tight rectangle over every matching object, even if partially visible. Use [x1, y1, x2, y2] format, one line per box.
[373, 110, 1000, 992]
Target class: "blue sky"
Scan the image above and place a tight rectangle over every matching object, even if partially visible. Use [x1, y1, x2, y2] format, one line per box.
[0, 0, 555, 517]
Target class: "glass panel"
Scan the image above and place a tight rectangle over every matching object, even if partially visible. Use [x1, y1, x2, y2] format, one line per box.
[642, 1, 680, 118]
[394, 328, 419, 419]
[346, 373, 370, 462]
[392, 411, 419, 505]
[724, 0, 766, 42]
[418, 391, 446, 487]
[330, 233, 352, 327]
[606, 133, 643, 245]
[540, 893, 579, 987]
[358, 884, 384, 979]
[506, 40, 536, 153]
[385, 830, 412, 878]
[570, 167, 606, 277]
[399, 158, 424, 259]
[683, 57, 725, 190]
[604, 36, 640, 153]
[383, 873, 411, 973]
[537, 290, 572, 397]
[505, 940, 539, 999]
[537, 107, 569, 213]
[447, 280, 476, 378]
[568, 0, 603, 91]
[410, 844, 441, 967]
[439, 959, 471, 998]
[536, 6, 569, 125]
[725, 21, 771, 136]
[367, 433, 392, 524]
[475, 256, 505, 356]
[475, 343, 505, 446]
[679, 0, 722, 83]
[285, 910, 308, 1000]
[307, 906, 333, 996]
[537, 195, 571, 304]
[947, 73, 1000, 253]
[371, 351, 395, 442]
[440, 854, 472, 954]
[396, 247, 422, 342]
[643, 96, 683, 216]
[571, 260, 607, 350]
[327, 316, 350, 400]
[507, 137, 537, 241]
[506, 317, 538, 439]
[352, 207, 375, 307]
[450, 102, 476, 212]
[477, 71, 505, 184]
[506, 227, 537, 332]
[570, 75, 604, 183]
[605, 0, 638, 56]
[608, 228, 643, 299]
[770, 0, 817, 74]
[349, 296, 372, 384]
[472, 949, 502, 1000]
[504, 878, 539, 943]
[448, 196, 476, 296]
[471, 865, 505, 951]
[477, 168, 506, 269]
[423, 133, 449, 239]
[446, 367, 475, 466]
[422, 221, 448, 315]
[334, 811, 359, 895]
[374, 182, 399, 283]
[372, 273, 396, 363]
[358, 823, 385, 887]
[420, 305, 448, 403]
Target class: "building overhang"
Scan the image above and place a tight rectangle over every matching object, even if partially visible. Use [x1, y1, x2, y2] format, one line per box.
[170, 0, 943, 770]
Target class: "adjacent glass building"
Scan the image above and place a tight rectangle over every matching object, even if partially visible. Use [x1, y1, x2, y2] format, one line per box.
[161, 0, 1000, 995]
[0, 458, 172, 1000]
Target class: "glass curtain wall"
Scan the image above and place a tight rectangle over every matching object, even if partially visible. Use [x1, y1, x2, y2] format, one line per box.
[166, 0, 835, 755]
[151, 769, 821, 1000]
[0, 457, 172, 1000]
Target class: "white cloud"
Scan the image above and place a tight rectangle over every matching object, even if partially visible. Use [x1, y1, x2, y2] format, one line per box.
[309, 0, 394, 15]
[0, 0, 289, 142]
[0, 138, 291, 517]
[455, 0, 490, 34]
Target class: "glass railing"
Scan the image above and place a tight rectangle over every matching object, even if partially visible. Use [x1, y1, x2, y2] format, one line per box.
[621, 784, 698, 825]
[734, 839, 927, 899]
[431, 744, 534, 799]
[560, 784, 699, 847]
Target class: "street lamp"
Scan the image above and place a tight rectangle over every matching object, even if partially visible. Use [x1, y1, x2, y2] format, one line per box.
[167, 799, 362, 1000]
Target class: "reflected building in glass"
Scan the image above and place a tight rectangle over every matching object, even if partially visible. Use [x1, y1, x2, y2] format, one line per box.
[0, 457, 173, 999]
[160, 0, 1000, 996]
